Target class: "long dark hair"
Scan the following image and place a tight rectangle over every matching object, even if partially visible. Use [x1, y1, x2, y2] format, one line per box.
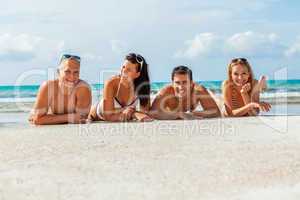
[125, 53, 151, 108]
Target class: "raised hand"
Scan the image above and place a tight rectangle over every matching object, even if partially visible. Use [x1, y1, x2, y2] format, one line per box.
[257, 75, 267, 92]
[241, 83, 251, 94]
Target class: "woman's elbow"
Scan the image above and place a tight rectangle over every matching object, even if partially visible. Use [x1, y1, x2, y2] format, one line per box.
[214, 109, 221, 117]
[229, 110, 242, 117]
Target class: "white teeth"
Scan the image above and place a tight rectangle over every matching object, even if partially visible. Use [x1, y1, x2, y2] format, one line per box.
[63, 81, 75, 88]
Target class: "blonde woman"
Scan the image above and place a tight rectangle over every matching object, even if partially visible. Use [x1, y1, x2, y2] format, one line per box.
[222, 58, 271, 117]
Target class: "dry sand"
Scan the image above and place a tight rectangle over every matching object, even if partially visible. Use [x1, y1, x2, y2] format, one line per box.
[0, 116, 300, 200]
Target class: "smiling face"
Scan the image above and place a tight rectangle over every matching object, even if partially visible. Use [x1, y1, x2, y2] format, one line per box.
[121, 60, 140, 80]
[231, 64, 250, 87]
[172, 73, 193, 98]
[58, 59, 80, 87]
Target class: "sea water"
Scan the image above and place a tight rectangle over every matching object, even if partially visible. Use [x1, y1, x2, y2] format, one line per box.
[0, 80, 300, 123]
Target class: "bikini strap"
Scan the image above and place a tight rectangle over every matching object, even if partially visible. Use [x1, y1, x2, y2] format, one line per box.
[114, 97, 124, 107]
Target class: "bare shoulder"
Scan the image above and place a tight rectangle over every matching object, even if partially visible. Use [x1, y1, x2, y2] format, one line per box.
[152, 84, 175, 110]
[222, 80, 231, 88]
[194, 83, 207, 94]
[158, 84, 174, 96]
[104, 75, 120, 88]
[77, 79, 90, 87]
[102, 75, 120, 98]
[33, 80, 56, 110]
[44, 79, 56, 87]
[193, 84, 212, 102]
[75, 80, 91, 95]
[38, 80, 56, 93]
[222, 80, 234, 91]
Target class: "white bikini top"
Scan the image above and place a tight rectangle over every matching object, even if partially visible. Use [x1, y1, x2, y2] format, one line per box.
[96, 96, 139, 118]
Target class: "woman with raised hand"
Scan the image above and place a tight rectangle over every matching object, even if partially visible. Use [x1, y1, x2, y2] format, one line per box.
[222, 58, 271, 117]
[88, 53, 153, 122]
[29, 54, 92, 125]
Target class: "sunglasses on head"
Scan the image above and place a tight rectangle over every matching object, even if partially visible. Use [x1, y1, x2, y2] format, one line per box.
[60, 54, 81, 63]
[127, 53, 144, 69]
[231, 58, 248, 63]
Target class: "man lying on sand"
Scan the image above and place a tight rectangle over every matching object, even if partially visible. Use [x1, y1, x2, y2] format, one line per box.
[150, 66, 221, 120]
[29, 54, 91, 125]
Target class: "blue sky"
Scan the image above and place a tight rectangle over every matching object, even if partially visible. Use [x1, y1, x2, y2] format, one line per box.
[0, 0, 300, 85]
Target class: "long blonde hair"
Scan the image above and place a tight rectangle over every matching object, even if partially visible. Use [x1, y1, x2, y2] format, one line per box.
[226, 58, 255, 88]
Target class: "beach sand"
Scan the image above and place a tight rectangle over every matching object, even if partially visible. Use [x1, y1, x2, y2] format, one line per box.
[0, 116, 300, 200]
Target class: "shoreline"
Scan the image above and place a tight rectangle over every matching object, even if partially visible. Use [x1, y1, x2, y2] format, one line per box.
[1, 103, 300, 125]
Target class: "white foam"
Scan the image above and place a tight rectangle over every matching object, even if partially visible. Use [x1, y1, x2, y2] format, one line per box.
[0, 97, 36, 103]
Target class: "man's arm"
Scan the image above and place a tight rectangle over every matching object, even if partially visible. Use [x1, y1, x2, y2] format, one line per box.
[193, 85, 221, 118]
[29, 81, 83, 125]
[150, 86, 180, 120]
[75, 83, 92, 117]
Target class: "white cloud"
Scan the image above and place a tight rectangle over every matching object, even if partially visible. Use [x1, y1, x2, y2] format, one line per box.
[224, 31, 281, 56]
[0, 33, 41, 61]
[174, 31, 284, 59]
[0, 33, 66, 62]
[174, 33, 219, 59]
[284, 37, 300, 57]
[0, 32, 104, 67]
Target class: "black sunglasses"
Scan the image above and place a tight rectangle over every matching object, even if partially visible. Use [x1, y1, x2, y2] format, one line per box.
[231, 58, 248, 63]
[60, 54, 81, 63]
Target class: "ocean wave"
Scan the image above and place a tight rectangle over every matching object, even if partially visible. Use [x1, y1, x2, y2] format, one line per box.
[1, 80, 300, 98]
[1, 96, 300, 113]
[0, 97, 36, 103]
[0, 102, 34, 113]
